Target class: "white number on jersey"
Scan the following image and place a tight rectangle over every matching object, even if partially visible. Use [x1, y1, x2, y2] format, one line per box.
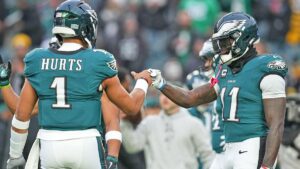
[50, 77, 71, 108]
[220, 87, 240, 122]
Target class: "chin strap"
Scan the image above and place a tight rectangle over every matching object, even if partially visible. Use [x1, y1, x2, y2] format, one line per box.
[229, 47, 258, 73]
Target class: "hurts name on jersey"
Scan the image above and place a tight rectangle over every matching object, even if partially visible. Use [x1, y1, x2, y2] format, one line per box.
[41, 58, 82, 71]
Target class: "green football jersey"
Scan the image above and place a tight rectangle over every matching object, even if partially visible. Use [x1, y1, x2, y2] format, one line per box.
[188, 108, 207, 125]
[211, 101, 225, 153]
[215, 55, 287, 142]
[24, 48, 118, 131]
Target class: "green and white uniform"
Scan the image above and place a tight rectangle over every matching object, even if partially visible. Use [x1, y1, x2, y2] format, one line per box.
[211, 55, 287, 169]
[24, 43, 117, 169]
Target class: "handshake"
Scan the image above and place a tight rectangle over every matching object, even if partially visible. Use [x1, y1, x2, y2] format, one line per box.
[131, 69, 166, 90]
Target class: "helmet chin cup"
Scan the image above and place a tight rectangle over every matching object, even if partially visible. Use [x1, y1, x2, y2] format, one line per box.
[220, 51, 233, 65]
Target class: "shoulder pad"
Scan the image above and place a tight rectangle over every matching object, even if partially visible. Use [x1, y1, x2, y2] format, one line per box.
[259, 54, 288, 77]
[24, 48, 44, 62]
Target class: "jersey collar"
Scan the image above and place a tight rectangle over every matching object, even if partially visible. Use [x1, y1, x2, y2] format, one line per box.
[58, 42, 83, 51]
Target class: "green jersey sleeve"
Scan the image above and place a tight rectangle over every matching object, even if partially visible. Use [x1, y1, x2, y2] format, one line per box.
[259, 54, 288, 78]
[93, 49, 118, 78]
[23, 48, 42, 78]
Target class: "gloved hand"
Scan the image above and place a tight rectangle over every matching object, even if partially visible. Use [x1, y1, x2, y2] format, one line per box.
[106, 155, 118, 169]
[7, 156, 25, 169]
[147, 69, 166, 90]
[0, 55, 11, 87]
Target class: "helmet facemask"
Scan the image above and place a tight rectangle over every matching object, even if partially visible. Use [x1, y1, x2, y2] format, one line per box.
[212, 30, 245, 65]
[211, 12, 260, 66]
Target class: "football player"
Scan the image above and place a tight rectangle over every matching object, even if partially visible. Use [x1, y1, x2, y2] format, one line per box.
[5, 1, 152, 169]
[0, 58, 126, 169]
[146, 12, 287, 169]
[186, 39, 225, 169]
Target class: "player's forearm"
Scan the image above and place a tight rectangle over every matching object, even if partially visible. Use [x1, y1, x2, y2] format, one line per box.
[262, 98, 286, 167]
[1, 85, 19, 113]
[126, 88, 146, 114]
[105, 118, 121, 157]
[107, 140, 121, 157]
[161, 83, 216, 108]
[262, 122, 284, 167]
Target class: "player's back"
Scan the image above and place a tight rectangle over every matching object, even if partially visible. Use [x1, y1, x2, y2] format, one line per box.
[24, 47, 117, 131]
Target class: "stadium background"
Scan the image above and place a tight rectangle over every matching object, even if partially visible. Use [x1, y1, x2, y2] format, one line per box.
[0, 0, 299, 168]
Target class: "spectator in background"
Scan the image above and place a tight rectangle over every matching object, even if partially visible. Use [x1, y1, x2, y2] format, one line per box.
[178, 0, 220, 36]
[168, 11, 199, 66]
[10, 33, 31, 93]
[252, 0, 291, 59]
[220, 0, 252, 14]
[121, 89, 215, 169]
[287, 57, 300, 95]
[0, 0, 6, 47]
[117, 14, 148, 71]
[118, 67, 146, 169]
[138, 0, 172, 69]
[37, 0, 63, 40]
[183, 37, 206, 76]
[98, 0, 126, 54]
[286, 0, 300, 45]
[285, 0, 300, 62]
[15, 0, 43, 47]
[143, 87, 161, 117]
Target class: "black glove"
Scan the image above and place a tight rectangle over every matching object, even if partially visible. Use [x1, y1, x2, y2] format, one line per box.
[0, 55, 11, 87]
[106, 155, 118, 169]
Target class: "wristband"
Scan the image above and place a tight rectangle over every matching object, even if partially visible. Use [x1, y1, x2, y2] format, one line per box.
[12, 115, 30, 130]
[134, 79, 148, 94]
[9, 129, 28, 158]
[0, 83, 10, 89]
[106, 155, 118, 163]
[260, 165, 270, 169]
[105, 131, 122, 142]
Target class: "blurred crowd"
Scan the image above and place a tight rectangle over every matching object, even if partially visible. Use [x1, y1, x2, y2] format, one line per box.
[0, 0, 300, 169]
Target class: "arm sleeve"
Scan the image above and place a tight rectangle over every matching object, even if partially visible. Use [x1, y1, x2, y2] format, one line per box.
[191, 119, 215, 169]
[120, 119, 148, 153]
[260, 74, 286, 99]
[94, 50, 118, 78]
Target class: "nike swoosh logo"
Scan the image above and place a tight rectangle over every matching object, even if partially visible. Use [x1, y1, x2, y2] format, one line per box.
[109, 162, 113, 168]
[239, 150, 248, 154]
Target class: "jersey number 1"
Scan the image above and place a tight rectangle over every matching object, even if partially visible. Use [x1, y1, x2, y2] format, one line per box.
[220, 87, 239, 122]
[50, 77, 71, 108]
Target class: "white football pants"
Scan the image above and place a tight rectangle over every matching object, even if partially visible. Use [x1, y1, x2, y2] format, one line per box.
[210, 137, 270, 169]
[40, 137, 105, 169]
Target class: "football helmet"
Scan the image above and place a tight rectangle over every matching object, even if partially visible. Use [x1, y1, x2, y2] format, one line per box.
[186, 70, 211, 112]
[198, 39, 216, 77]
[199, 39, 215, 60]
[211, 12, 259, 65]
[52, 0, 98, 48]
[186, 70, 210, 90]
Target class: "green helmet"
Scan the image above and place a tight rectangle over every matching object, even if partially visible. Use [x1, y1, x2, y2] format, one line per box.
[211, 12, 259, 65]
[52, 0, 98, 48]
[199, 39, 215, 60]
